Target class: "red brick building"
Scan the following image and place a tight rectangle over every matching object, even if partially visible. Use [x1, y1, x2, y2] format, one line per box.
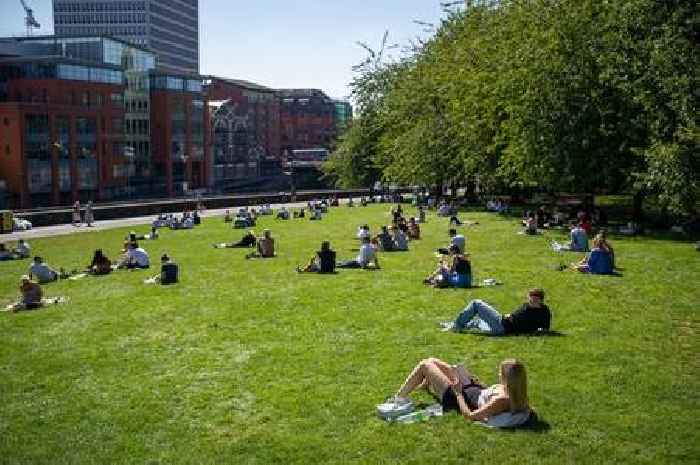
[150, 73, 208, 197]
[0, 57, 128, 208]
[204, 77, 281, 190]
[278, 89, 337, 159]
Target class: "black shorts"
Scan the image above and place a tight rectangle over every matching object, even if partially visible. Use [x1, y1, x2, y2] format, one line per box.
[441, 383, 486, 412]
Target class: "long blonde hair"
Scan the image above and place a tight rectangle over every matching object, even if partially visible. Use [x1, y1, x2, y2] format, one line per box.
[500, 359, 529, 412]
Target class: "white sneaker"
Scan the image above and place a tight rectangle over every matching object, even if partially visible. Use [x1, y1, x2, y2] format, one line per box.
[376, 396, 414, 420]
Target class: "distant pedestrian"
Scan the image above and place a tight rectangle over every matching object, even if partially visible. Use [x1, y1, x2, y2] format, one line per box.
[84, 201, 95, 227]
[72, 201, 81, 227]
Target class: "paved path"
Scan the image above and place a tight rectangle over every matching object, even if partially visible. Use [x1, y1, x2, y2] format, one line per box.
[1, 201, 320, 242]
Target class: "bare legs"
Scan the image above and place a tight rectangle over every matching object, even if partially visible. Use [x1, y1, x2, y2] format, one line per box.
[396, 358, 458, 399]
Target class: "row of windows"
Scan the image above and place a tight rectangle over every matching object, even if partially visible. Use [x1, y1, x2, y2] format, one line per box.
[58, 64, 124, 84]
[56, 26, 147, 45]
[150, 76, 202, 93]
[54, 1, 146, 13]
[56, 13, 147, 25]
[150, 4, 198, 30]
[151, 25, 198, 51]
[150, 38, 198, 62]
[154, 0, 198, 12]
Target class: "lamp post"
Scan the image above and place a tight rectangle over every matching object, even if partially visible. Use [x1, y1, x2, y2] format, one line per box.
[124, 145, 135, 199]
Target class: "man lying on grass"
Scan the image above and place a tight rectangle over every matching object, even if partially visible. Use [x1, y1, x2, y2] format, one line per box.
[214, 230, 257, 249]
[385, 357, 530, 426]
[441, 289, 551, 335]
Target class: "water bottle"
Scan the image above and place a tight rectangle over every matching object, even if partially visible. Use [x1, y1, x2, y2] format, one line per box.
[394, 411, 427, 424]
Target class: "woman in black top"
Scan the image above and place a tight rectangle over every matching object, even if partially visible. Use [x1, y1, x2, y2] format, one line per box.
[297, 241, 336, 274]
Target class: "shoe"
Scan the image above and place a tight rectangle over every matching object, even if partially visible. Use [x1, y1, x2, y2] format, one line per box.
[439, 321, 456, 332]
[376, 396, 414, 420]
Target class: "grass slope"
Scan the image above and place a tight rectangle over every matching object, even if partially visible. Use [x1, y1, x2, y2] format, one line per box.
[0, 205, 698, 465]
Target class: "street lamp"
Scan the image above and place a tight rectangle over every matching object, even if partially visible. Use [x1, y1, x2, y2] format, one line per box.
[124, 145, 135, 199]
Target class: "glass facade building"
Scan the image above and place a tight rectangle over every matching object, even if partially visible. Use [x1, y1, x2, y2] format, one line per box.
[53, 0, 199, 74]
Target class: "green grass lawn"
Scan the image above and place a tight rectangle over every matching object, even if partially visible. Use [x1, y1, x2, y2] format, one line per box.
[0, 205, 698, 465]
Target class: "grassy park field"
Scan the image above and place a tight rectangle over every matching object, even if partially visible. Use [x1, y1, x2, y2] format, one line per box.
[0, 204, 698, 464]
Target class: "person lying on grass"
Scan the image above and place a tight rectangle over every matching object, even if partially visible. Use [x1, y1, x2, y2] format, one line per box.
[571, 236, 614, 275]
[87, 249, 112, 275]
[424, 244, 472, 288]
[442, 289, 551, 334]
[214, 230, 257, 249]
[297, 241, 336, 273]
[388, 357, 530, 423]
[246, 229, 275, 259]
[28, 256, 59, 283]
[146, 253, 179, 284]
[337, 236, 380, 269]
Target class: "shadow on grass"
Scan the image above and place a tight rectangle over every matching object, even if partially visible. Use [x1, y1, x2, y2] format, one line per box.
[501, 412, 552, 433]
[466, 330, 566, 338]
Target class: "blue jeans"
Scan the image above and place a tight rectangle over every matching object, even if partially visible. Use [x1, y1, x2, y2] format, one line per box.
[454, 299, 505, 335]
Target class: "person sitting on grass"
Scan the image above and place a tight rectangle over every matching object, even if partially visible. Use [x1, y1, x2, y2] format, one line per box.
[376, 226, 394, 252]
[337, 237, 380, 269]
[594, 231, 615, 268]
[276, 207, 290, 220]
[387, 357, 530, 425]
[569, 222, 589, 251]
[424, 245, 472, 288]
[348, 197, 354, 207]
[361, 197, 368, 207]
[11, 275, 43, 310]
[418, 206, 427, 224]
[293, 208, 306, 219]
[121, 243, 150, 269]
[147, 253, 179, 284]
[246, 229, 275, 259]
[29, 256, 59, 283]
[215, 230, 257, 249]
[438, 229, 466, 255]
[310, 206, 323, 221]
[297, 241, 336, 273]
[523, 213, 538, 235]
[441, 289, 551, 335]
[572, 236, 614, 275]
[0, 243, 12, 261]
[87, 249, 112, 275]
[357, 224, 371, 241]
[224, 210, 233, 223]
[391, 226, 409, 251]
[13, 239, 31, 259]
[407, 218, 421, 240]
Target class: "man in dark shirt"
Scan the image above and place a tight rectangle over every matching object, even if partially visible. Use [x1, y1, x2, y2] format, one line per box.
[159, 254, 179, 285]
[376, 226, 394, 252]
[297, 241, 336, 273]
[215, 231, 256, 248]
[444, 289, 551, 335]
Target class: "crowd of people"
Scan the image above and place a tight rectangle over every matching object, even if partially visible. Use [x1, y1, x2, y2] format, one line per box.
[2, 194, 643, 430]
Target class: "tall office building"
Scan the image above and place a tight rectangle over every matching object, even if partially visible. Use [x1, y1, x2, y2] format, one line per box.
[52, 0, 199, 74]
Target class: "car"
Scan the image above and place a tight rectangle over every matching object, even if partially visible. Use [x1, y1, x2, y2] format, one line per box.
[13, 217, 32, 231]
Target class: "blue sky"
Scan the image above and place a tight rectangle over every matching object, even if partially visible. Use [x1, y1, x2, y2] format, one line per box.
[0, 0, 452, 99]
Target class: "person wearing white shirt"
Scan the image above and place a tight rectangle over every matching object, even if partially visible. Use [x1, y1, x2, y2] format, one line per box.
[438, 229, 465, 255]
[126, 244, 150, 269]
[14, 239, 31, 259]
[28, 257, 59, 283]
[338, 237, 380, 269]
[357, 225, 371, 240]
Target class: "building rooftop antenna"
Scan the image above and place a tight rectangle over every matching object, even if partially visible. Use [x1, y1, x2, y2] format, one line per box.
[19, 0, 41, 36]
